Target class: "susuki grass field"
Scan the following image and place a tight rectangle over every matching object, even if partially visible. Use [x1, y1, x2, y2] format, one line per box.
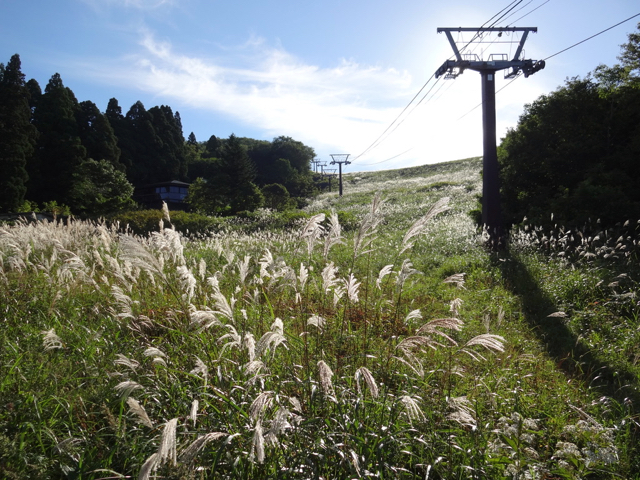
[2, 157, 640, 479]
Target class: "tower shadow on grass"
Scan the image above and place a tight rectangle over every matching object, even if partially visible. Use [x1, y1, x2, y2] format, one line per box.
[495, 248, 640, 406]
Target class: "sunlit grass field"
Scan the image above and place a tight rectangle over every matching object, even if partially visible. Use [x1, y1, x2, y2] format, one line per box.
[2, 157, 639, 479]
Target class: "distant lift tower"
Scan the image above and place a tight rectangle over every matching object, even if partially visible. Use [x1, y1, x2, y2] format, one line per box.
[435, 27, 545, 248]
[330, 154, 351, 197]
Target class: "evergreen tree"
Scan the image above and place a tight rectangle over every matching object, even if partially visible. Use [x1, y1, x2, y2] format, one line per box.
[105, 97, 135, 173]
[105, 97, 123, 120]
[228, 134, 262, 213]
[188, 134, 262, 214]
[185, 132, 206, 180]
[204, 134, 221, 158]
[0, 54, 37, 212]
[76, 100, 122, 170]
[148, 105, 187, 181]
[123, 100, 159, 186]
[28, 73, 86, 205]
[25, 78, 41, 117]
[221, 133, 257, 185]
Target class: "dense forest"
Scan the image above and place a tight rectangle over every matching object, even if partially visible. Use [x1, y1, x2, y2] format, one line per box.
[498, 23, 640, 229]
[0, 56, 319, 216]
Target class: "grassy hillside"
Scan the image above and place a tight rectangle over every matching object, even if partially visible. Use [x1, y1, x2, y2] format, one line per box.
[1, 156, 639, 479]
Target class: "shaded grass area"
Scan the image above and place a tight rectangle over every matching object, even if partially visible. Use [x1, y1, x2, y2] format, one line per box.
[499, 250, 638, 400]
[497, 247, 640, 475]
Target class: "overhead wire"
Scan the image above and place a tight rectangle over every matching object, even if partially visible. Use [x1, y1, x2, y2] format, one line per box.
[422, 0, 527, 106]
[351, 72, 436, 162]
[355, 76, 448, 166]
[351, 0, 524, 165]
[507, 0, 550, 26]
[459, 0, 525, 54]
[359, 0, 628, 168]
[452, 0, 551, 123]
[361, 148, 415, 166]
[461, 0, 536, 63]
[543, 11, 640, 61]
[456, 10, 640, 122]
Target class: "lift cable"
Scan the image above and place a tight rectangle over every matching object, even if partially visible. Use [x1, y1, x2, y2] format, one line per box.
[456, 11, 640, 122]
[351, 1, 538, 166]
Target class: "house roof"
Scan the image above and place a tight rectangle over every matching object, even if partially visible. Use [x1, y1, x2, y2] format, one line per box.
[137, 180, 191, 188]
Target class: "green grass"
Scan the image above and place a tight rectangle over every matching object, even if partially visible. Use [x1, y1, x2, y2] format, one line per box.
[1, 157, 639, 479]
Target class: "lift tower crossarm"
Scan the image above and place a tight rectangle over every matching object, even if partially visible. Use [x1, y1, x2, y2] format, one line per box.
[436, 27, 540, 79]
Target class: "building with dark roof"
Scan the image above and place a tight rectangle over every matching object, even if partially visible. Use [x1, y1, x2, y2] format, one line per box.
[133, 180, 190, 211]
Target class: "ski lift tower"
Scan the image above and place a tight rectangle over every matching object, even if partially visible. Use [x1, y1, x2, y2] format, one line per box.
[330, 154, 351, 197]
[435, 27, 545, 248]
[325, 168, 337, 192]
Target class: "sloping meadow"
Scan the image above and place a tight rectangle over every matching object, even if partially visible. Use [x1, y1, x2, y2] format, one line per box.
[1, 157, 637, 479]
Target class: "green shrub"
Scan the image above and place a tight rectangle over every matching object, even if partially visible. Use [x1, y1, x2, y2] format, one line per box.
[417, 181, 457, 192]
[109, 209, 223, 236]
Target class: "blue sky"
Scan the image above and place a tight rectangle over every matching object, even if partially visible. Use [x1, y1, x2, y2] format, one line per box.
[1, 0, 639, 172]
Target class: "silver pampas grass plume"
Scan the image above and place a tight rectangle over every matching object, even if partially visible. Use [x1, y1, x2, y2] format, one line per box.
[114, 380, 143, 399]
[400, 196, 450, 254]
[41, 329, 63, 351]
[355, 366, 379, 398]
[300, 213, 326, 256]
[462, 334, 505, 361]
[179, 432, 227, 464]
[256, 318, 287, 358]
[416, 317, 464, 346]
[344, 273, 361, 303]
[399, 395, 426, 423]
[447, 396, 476, 428]
[307, 314, 327, 332]
[353, 192, 385, 258]
[143, 346, 167, 367]
[138, 418, 178, 480]
[249, 391, 274, 421]
[321, 262, 339, 293]
[317, 360, 335, 398]
[161, 201, 171, 224]
[114, 354, 140, 372]
[404, 309, 423, 325]
[464, 333, 505, 352]
[126, 397, 154, 429]
[158, 418, 178, 466]
[323, 210, 344, 259]
[250, 419, 265, 464]
[189, 306, 222, 331]
[376, 264, 394, 289]
[443, 273, 466, 289]
[138, 452, 159, 480]
[190, 356, 209, 386]
[189, 399, 199, 427]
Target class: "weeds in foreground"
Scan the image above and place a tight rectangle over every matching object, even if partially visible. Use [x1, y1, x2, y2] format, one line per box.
[1, 187, 638, 478]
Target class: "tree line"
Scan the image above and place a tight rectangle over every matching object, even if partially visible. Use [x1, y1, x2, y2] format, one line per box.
[0, 54, 318, 216]
[498, 23, 640, 230]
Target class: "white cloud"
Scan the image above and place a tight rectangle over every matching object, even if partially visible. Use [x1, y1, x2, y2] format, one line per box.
[104, 31, 417, 166]
[82, 28, 547, 170]
[81, 0, 177, 10]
